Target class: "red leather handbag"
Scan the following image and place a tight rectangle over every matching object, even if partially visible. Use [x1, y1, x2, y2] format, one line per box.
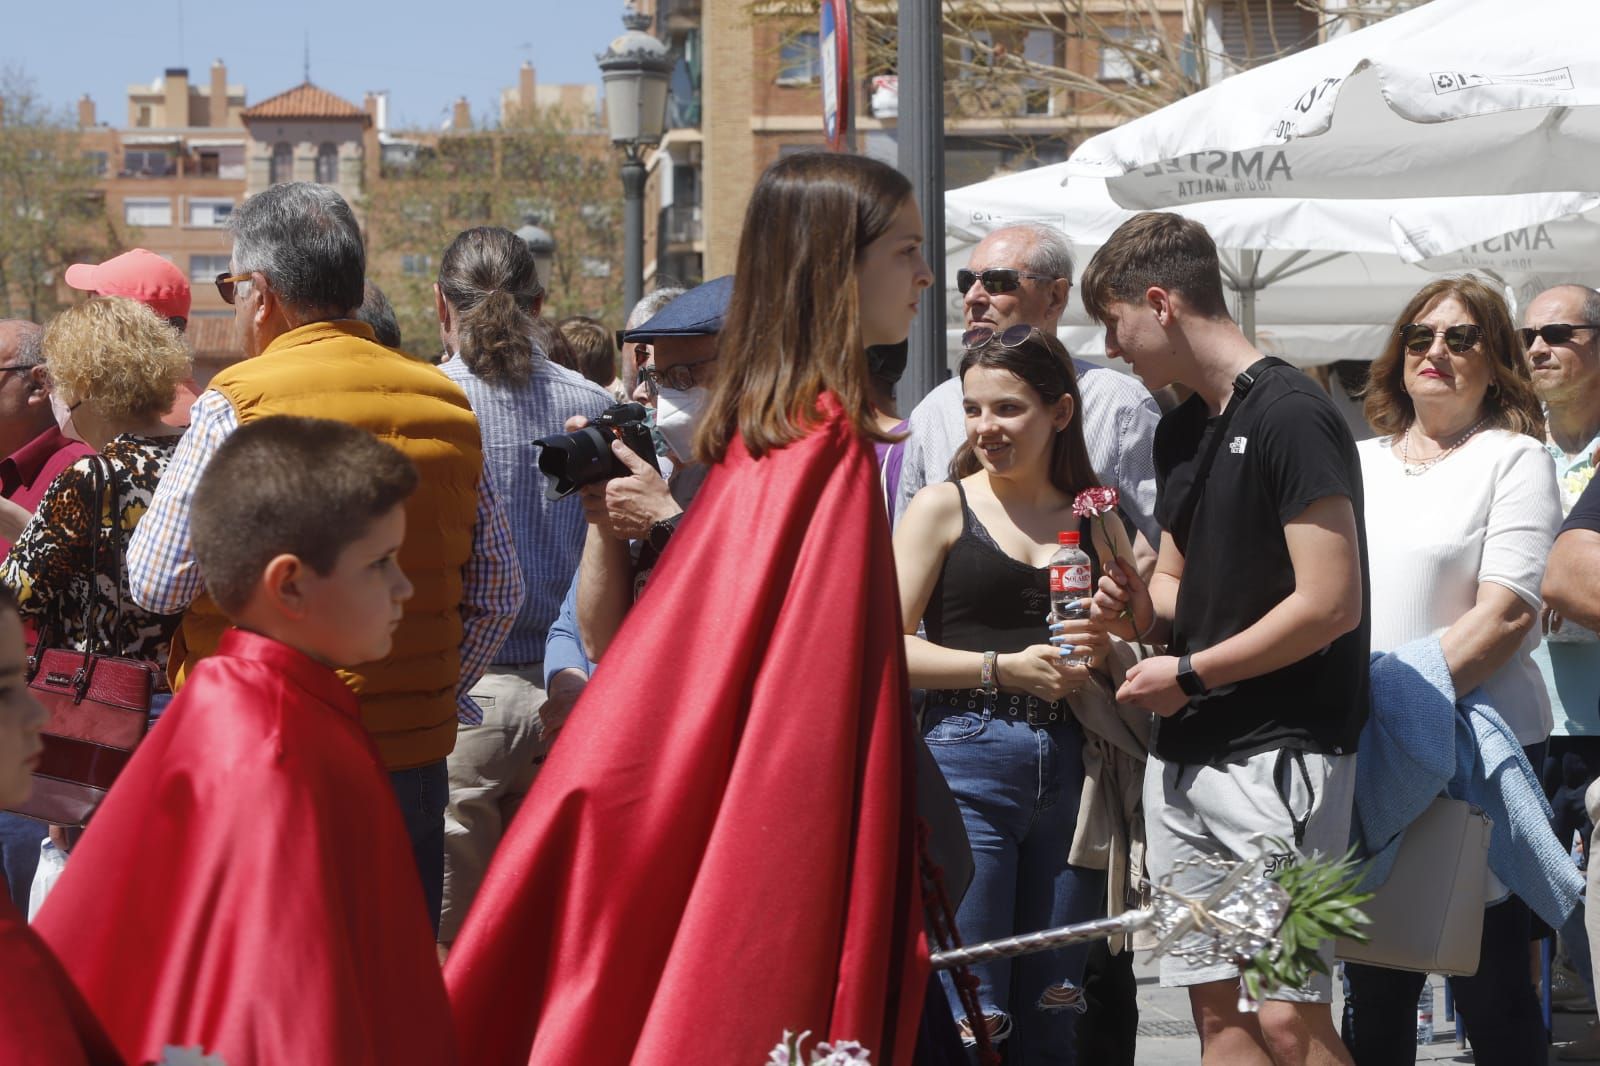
[10, 456, 156, 827]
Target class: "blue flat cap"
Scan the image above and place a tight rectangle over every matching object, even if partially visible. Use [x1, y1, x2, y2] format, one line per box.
[623, 275, 734, 341]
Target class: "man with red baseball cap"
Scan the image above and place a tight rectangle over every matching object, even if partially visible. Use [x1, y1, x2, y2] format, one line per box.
[64, 249, 190, 333]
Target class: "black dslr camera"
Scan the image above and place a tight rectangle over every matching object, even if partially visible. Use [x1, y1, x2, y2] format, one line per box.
[535, 402, 661, 500]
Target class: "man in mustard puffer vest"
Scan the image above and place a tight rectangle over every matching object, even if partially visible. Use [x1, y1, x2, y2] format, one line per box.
[127, 182, 522, 932]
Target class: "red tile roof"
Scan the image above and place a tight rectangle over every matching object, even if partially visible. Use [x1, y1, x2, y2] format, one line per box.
[241, 82, 370, 124]
[185, 316, 243, 364]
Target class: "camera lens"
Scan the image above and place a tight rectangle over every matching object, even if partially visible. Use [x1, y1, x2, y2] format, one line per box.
[535, 426, 616, 500]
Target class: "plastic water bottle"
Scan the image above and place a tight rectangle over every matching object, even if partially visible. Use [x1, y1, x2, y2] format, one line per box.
[1416, 979, 1434, 1045]
[1049, 531, 1093, 666]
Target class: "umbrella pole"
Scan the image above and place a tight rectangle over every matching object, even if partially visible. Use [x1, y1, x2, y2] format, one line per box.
[1239, 249, 1261, 345]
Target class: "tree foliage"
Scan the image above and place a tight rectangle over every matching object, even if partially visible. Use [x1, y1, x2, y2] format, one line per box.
[0, 68, 124, 321]
[363, 107, 624, 359]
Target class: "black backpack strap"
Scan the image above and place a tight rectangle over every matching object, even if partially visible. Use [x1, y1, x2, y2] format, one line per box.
[1172, 356, 1288, 543]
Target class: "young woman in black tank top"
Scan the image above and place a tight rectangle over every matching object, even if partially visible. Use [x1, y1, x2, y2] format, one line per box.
[894, 327, 1132, 1060]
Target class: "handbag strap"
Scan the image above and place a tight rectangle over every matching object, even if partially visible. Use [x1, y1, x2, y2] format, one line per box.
[74, 455, 126, 662]
[1171, 356, 1288, 543]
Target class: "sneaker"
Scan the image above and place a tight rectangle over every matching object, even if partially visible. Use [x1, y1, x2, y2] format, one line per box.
[1558, 1023, 1600, 1062]
[1554, 969, 1596, 1013]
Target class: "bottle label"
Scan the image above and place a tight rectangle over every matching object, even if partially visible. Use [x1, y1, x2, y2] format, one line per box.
[1050, 564, 1092, 595]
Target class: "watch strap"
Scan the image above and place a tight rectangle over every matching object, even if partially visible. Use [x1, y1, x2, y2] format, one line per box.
[1176, 653, 1209, 699]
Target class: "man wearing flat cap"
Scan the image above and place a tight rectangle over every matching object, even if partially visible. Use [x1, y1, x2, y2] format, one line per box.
[575, 275, 731, 661]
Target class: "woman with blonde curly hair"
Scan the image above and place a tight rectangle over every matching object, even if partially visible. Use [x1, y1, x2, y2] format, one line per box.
[0, 296, 190, 688]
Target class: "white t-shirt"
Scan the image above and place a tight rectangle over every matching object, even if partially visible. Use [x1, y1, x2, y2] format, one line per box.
[1359, 428, 1561, 744]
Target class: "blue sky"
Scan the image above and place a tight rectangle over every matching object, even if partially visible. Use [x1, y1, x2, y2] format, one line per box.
[4, 1, 625, 129]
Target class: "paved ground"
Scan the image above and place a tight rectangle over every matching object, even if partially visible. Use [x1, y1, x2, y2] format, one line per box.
[1127, 953, 1597, 1064]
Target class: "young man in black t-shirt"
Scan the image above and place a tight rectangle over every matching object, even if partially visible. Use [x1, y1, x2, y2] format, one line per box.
[1082, 213, 1369, 1066]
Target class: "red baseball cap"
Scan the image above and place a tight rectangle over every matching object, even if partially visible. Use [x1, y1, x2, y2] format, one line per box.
[64, 248, 191, 322]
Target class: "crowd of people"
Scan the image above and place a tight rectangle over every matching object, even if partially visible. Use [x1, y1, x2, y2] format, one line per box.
[0, 152, 1596, 1066]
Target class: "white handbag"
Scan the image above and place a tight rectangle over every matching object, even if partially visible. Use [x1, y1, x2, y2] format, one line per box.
[1335, 796, 1493, 976]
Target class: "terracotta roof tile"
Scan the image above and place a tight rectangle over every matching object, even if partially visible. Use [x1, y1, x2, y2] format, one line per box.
[185, 316, 243, 363]
[241, 82, 370, 124]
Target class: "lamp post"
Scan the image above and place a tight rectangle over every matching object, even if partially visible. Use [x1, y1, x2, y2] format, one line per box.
[516, 214, 557, 293]
[598, 5, 672, 317]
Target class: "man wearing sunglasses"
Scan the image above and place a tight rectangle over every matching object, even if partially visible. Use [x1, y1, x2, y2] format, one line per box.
[126, 182, 522, 936]
[894, 223, 1162, 567]
[1525, 287, 1600, 1014]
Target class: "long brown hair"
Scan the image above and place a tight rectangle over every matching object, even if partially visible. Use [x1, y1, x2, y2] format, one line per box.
[950, 330, 1100, 496]
[437, 227, 544, 387]
[1364, 275, 1545, 440]
[695, 152, 912, 463]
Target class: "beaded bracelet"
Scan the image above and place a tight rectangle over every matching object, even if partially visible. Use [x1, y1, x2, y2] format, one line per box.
[979, 650, 998, 692]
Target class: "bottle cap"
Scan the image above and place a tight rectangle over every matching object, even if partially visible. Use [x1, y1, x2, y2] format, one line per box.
[1059, 531, 1079, 546]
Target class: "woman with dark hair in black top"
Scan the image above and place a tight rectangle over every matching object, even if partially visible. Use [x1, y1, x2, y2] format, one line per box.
[895, 327, 1129, 1062]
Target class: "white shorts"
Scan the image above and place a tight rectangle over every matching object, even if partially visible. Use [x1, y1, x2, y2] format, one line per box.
[1143, 747, 1357, 1001]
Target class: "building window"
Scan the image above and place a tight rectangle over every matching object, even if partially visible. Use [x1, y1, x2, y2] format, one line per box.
[187, 198, 234, 228]
[189, 254, 231, 283]
[401, 254, 432, 277]
[315, 142, 339, 184]
[777, 31, 821, 85]
[270, 142, 293, 185]
[81, 151, 108, 176]
[1099, 28, 1162, 83]
[195, 150, 220, 177]
[120, 149, 174, 178]
[124, 197, 172, 227]
[1219, 0, 1317, 68]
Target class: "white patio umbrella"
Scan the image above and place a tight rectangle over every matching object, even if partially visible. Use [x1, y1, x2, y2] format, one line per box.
[945, 168, 1600, 362]
[1066, 0, 1600, 243]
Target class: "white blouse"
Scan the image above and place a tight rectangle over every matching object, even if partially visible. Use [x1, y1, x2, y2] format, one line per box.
[1359, 429, 1561, 744]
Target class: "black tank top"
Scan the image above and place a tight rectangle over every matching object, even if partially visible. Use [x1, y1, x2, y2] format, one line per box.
[923, 482, 1101, 657]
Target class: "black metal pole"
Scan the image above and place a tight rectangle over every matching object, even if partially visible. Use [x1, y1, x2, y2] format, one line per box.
[622, 148, 647, 315]
[896, 0, 946, 407]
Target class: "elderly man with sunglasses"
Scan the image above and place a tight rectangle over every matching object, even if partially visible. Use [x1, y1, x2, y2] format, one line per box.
[126, 183, 522, 937]
[893, 224, 1162, 571]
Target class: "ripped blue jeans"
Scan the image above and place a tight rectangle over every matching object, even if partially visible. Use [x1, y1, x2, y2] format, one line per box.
[924, 702, 1105, 1064]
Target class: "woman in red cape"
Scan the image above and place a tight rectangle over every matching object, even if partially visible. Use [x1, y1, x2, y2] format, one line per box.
[0, 589, 121, 1066]
[445, 153, 936, 1064]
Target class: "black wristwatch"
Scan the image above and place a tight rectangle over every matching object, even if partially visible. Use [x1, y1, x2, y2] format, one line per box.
[1176, 653, 1210, 700]
[646, 513, 682, 555]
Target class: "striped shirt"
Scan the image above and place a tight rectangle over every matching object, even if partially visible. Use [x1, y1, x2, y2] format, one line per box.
[126, 388, 523, 726]
[893, 361, 1162, 544]
[440, 353, 615, 665]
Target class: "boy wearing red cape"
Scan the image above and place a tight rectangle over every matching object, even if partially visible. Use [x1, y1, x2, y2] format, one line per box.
[0, 585, 122, 1066]
[446, 152, 937, 1064]
[34, 417, 455, 1066]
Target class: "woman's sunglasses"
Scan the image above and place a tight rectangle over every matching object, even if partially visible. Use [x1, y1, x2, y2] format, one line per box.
[1518, 323, 1600, 348]
[961, 324, 1038, 350]
[1400, 322, 1482, 354]
[955, 268, 1059, 295]
[214, 272, 252, 305]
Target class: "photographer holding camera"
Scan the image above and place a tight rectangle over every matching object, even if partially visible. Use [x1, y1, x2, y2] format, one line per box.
[430, 227, 615, 954]
[573, 276, 731, 661]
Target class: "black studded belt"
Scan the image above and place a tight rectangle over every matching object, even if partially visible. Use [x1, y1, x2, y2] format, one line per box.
[928, 688, 1069, 727]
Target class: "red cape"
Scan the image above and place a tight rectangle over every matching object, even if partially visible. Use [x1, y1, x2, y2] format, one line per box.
[35, 629, 454, 1066]
[0, 896, 122, 1065]
[446, 396, 927, 1064]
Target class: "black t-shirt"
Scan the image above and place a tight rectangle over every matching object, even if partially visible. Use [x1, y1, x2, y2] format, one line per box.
[1152, 365, 1370, 763]
[1562, 474, 1600, 536]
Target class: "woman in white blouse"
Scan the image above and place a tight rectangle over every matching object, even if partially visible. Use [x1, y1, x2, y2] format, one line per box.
[1342, 276, 1559, 1065]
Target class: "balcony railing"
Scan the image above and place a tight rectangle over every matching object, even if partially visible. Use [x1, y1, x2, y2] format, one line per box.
[659, 204, 703, 247]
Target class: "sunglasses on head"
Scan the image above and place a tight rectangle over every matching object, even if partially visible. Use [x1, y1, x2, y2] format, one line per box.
[214, 272, 252, 305]
[955, 268, 1060, 295]
[1518, 323, 1600, 348]
[1400, 322, 1482, 354]
[962, 324, 1038, 351]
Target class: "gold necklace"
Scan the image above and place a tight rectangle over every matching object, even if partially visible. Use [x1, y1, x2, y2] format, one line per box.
[1400, 417, 1489, 476]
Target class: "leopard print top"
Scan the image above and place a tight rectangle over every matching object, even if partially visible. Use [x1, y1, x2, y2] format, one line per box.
[0, 434, 183, 687]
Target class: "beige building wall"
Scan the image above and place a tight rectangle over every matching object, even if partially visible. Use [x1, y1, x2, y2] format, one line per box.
[700, 0, 756, 277]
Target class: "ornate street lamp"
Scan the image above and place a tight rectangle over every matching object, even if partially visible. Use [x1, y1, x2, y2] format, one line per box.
[598, 4, 672, 315]
[516, 213, 557, 292]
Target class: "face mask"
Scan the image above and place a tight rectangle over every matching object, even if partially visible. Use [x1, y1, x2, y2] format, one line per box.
[655, 384, 708, 461]
[49, 390, 84, 443]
